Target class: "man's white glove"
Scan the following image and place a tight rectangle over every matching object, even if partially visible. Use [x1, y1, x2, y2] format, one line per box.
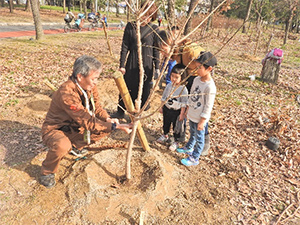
[154, 69, 160, 80]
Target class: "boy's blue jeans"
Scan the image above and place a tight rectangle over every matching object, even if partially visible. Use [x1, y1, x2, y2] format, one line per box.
[186, 120, 206, 160]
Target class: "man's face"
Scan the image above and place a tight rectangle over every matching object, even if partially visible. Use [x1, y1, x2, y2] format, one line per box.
[77, 69, 101, 91]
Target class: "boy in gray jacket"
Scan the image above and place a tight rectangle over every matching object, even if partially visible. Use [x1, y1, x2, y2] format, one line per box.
[157, 64, 188, 151]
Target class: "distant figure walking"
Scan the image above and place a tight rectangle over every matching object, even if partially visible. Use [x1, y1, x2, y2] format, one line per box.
[157, 16, 162, 26]
[102, 14, 108, 27]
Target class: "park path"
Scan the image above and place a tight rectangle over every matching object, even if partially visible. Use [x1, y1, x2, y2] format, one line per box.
[0, 28, 65, 38]
[0, 23, 122, 39]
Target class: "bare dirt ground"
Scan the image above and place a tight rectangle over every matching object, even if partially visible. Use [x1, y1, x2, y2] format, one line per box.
[1, 8, 300, 225]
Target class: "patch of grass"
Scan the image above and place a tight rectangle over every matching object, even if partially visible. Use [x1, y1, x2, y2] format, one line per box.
[4, 99, 19, 107]
[235, 100, 242, 106]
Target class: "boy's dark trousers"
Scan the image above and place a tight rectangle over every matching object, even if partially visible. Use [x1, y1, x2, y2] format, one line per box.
[162, 105, 184, 141]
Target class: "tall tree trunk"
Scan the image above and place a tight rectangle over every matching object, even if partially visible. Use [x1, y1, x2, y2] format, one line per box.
[242, 0, 252, 33]
[284, 5, 295, 44]
[206, 0, 214, 31]
[126, 0, 131, 22]
[83, 0, 87, 15]
[184, 0, 197, 35]
[167, 0, 175, 27]
[30, 0, 44, 40]
[9, 0, 14, 13]
[63, 0, 66, 13]
[115, 0, 119, 17]
[25, 0, 31, 11]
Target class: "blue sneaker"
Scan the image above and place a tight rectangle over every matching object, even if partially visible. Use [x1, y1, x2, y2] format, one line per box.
[181, 156, 199, 166]
[176, 147, 193, 154]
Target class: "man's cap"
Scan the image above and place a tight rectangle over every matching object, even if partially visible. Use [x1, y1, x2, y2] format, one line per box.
[195, 51, 217, 67]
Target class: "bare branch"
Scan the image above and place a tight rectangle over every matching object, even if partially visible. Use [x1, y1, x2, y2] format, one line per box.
[179, 0, 228, 43]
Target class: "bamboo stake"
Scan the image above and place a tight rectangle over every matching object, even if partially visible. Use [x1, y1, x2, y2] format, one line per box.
[43, 79, 57, 91]
[101, 20, 113, 57]
[112, 71, 150, 152]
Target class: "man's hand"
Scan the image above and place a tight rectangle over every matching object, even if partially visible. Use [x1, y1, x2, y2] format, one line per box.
[106, 117, 119, 124]
[154, 69, 160, 80]
[117, 123, 133, 134]
[119, 67, 126, 75]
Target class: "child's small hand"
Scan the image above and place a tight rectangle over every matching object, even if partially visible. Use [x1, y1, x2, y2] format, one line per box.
[159, 107, 163, 113]
[179, 113, 185, 121]
[197, 120, 206, 131]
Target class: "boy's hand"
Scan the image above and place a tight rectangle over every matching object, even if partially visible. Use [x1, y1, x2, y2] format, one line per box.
[197, 118, 206, 131]
[159, 107, 163, 113]
[179, 113, 185, 121]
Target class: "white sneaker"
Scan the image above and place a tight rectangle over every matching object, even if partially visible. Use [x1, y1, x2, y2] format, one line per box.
[169, 142, 178, 151]
[157, 135, 168, 144]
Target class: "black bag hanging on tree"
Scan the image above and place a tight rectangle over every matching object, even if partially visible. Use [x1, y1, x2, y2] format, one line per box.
[266, 137, 280, 151]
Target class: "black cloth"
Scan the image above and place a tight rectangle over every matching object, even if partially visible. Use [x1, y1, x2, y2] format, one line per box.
[162, 105, 186, 142]
[118, 21, 160, 113]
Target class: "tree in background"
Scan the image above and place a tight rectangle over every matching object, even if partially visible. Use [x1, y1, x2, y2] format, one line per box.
[242, 0, 252, 33]
[282, 0, 298, 44]
[9, 0, 14, 13]
[25, 0, 31, 11]
[206, 0, 215, 31]
[184, 0, 198, 35]
[30, 0, 44, 40]
[167, 0, 175, 27]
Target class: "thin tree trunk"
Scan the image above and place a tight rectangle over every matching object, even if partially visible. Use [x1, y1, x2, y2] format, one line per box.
[206, 0, 214, 31]
[9, 0, 13, 13]
[242, 0, 252, 33]
[167, 0, 175, 27]
[25, 0, 31, 11]
[115, 0, 119, 17]
[30, 0, 44, 40]
[284, 5, 295, 45]
[184, 0, 198, 35]
[127, 0, 131, 22]
[63, 0, 66, 13]
[83, 0, 87, 15]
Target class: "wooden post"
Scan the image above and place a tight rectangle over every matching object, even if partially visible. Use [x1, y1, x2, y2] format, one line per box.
[112, 71, 150, 151]
[260, 58, 281, 84]
[101, 20, 113, 57]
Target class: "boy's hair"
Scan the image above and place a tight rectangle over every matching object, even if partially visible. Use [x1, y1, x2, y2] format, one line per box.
[170, 64, 187, 80]
[195, 51, 217, 68]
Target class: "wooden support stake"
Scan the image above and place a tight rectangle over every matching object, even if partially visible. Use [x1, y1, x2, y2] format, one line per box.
[112, 71, 150, 151]
[101, 20, 113, 57]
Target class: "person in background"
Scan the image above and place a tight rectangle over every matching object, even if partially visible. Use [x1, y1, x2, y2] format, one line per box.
[64, 11, 75, 24]
[112, 1, 160, 119]
[102, 14, 108, 27]
[40, 55, 132, 188]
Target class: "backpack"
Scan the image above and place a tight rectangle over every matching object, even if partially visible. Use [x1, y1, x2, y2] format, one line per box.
[262, 48, 283, 65]
[173, 40, 205, 71]
[65, 14, 69, 20]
